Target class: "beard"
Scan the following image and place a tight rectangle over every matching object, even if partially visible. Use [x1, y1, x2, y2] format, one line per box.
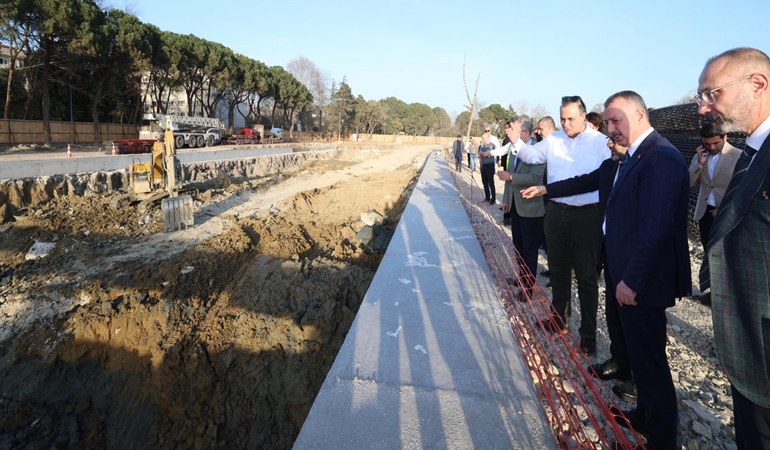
[708, 113, 744, 134]
[709, 89, 755, 135]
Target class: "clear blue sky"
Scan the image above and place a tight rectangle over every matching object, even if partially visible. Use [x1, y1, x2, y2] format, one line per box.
[122, 0, 769, 121]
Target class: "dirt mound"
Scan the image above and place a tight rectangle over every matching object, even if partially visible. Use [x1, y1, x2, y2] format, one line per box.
[0, 144, 429, 449]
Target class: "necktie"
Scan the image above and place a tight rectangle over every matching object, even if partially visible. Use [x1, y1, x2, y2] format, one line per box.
[720, 145, 757, 205]
[618, 151, 630, 175]
[699, 144, 757, 291]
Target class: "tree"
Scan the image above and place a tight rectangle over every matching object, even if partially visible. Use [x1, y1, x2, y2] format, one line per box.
[0, 0, 35, 119]
[432, 107, 451, 136]
[403, 103, 435, 136]
[327, 78, 354, 138]
[379, 96, 408, 134]
[462, 57, 480, 141]
[286, 56, 329, 131]
[477, 103, 511, 133]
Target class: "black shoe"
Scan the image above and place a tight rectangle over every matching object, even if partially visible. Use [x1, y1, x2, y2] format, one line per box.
[514, 290, 527, 303]
[545, 281, 551, 287]
[580, 337, 596, 354]
[612, 379, 638, 403]
[610, 406, 649, 438]
[489, 199, 495, 205]
[540, 269, 551, 277]
[587, 359, 631, 381]
[692, 292, 711, 306]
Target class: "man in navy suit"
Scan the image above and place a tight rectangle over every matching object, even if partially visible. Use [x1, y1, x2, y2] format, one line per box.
[523, 91, 691, 449]
[697, 47, 770, 450]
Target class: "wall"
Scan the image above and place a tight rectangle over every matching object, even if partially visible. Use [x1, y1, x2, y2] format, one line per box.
[0, 119, 138, 145]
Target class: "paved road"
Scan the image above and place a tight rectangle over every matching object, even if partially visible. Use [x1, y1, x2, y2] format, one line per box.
[0, 145, 293, 180]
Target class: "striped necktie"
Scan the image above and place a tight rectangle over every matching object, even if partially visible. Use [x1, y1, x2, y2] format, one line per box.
[721, 145, 757, 205]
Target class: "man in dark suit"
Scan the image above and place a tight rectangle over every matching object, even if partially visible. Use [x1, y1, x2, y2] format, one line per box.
[523, 91, 691, 449]
[522, 138, 637, 402]
[697, 47, 770, 450]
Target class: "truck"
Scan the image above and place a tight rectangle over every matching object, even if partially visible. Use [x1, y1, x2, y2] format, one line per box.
[139, 113, 225, 149]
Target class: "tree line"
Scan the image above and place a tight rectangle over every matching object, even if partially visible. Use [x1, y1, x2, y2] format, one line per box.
[0, 0, 531, 147]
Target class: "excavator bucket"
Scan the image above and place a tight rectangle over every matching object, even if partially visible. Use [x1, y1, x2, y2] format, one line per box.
[162, 195, 194, 232]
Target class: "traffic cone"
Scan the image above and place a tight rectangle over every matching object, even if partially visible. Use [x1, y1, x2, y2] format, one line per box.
[67, 144, 72, 158]
[112, 142, 117, 155]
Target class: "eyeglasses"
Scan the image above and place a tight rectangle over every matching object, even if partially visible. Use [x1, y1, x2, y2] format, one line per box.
[695, 74, 754, 105]
[484, 129, 491, 132]
[562, 95, 582, 103]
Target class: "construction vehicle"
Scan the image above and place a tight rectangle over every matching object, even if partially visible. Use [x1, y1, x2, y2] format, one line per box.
[139, 113, 225, 149]
[124, 128, 195, 232]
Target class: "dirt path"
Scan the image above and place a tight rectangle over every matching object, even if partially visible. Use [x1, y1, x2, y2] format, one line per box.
[0, 143, 432, 449]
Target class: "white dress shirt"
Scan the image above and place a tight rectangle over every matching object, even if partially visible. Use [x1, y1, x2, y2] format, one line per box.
[707, 152, 721, 207]
[746, 114, 770, 165]
[517, 127, 610, 206]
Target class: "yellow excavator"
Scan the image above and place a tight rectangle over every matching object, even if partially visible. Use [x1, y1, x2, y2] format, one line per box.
[124, 128, 195, 232]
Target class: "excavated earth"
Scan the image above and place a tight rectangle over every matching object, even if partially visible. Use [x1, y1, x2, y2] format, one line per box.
[0, 143, 431, 449]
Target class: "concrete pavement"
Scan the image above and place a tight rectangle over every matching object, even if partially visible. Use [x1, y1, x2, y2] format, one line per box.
[294, 151, 556, 449]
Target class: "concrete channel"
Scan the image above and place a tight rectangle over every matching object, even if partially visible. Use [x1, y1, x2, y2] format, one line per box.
[294, 153, 556, 449]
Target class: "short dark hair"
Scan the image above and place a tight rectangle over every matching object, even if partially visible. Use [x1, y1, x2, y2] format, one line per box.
[457, 134, 462, 138]
[699, 122, 726, 139]
[604, 90, 648, 114]
[561, 95, 587, 114]
[586, 112, 603, 131]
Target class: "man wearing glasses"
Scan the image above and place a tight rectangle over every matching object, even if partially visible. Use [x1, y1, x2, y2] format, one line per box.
[697, 47, 770, 449]
[513, 96, 609, 355]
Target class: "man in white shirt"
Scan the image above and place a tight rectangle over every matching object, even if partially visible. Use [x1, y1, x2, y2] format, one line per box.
[515, 96, 610, 354]
[688, 122, 740, 305]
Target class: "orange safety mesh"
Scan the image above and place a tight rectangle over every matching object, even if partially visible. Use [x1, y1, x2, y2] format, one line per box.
[445, 149, 646, 449]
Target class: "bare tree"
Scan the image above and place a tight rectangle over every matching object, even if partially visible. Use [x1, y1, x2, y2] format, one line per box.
[286, 56, 330, 130]
[462, 56, 480, 140]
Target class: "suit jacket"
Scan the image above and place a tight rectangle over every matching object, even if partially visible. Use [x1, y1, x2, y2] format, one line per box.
[689, 142, 741, 220]
[546, 130, 691, 306]
[707, 131, 770, 408]
[501, 153, 546, 218]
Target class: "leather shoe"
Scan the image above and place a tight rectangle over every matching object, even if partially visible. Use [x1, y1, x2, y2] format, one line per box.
[580, 337, 596, 354]
[692, 291, 711, 306]
[588, 359, 631, 381]
[612, 379, 638, 403]
[610, 406, 649, 438]
[540, 269, 551, 277]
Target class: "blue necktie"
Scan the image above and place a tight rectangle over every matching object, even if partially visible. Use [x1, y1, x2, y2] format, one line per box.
[618, 152, 630, 175]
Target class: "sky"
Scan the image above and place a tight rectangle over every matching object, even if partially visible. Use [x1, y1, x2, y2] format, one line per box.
[120, 0, 769, 121]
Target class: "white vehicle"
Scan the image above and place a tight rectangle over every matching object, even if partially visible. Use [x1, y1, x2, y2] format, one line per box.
[139, 113, 225, 148]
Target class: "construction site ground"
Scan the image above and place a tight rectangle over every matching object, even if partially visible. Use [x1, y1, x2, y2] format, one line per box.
[0, 143, 431, 449]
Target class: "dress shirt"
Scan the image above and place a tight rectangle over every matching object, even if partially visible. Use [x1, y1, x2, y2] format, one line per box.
[707, 152, 721, 207]
[746, 114, 770, 165]
[517, 127, 610, 206]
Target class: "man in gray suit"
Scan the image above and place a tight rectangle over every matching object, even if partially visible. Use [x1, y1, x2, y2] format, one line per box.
[697, 47, 770, 449]
[688, 122, 741, 305]
[497, 117, 546, 302]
